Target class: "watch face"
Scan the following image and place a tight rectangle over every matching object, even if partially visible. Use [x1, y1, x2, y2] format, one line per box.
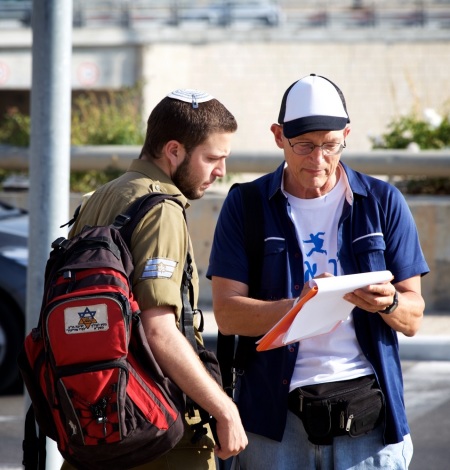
[381, 291, 398, 314]
[385, 303, 398, 314]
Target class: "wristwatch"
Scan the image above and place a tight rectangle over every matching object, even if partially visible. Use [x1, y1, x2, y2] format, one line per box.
[379, 290, 398, 314]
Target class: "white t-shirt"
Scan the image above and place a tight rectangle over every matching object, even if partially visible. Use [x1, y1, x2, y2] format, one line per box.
[283, 168, 373, 390]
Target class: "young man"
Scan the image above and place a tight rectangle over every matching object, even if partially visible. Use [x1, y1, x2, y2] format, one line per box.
[66, 89, 247, 469]
[208, 74, 429, 469]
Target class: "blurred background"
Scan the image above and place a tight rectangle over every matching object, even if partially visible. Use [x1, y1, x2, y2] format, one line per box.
[0, 3, 449, 469]
[0, 0, 449, 152]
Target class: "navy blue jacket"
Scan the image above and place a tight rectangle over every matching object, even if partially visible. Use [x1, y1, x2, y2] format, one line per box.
[207, 162, 429, 444]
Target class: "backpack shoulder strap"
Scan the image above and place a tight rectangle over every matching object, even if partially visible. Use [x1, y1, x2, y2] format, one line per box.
[115, 192, 185, 247]
[114, 193, 212, 438]
[22, 405, 46, 470]
[116, 193, 202, 358]
[216, 181, 265, 397]
[114, 192, 197, 345]
[237, 182, 265, 297]
[179, 251, 199, 351]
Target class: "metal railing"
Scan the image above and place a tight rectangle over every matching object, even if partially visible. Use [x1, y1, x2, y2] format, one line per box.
[1, 144, 450, 177]
[70, 2, 450, 30]
[1, 1, 449, 30]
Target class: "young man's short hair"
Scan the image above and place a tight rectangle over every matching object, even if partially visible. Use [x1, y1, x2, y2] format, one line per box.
[141, 96, 237, 159]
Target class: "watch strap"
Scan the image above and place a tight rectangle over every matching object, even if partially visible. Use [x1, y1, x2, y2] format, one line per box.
[379, 290, 398, 314]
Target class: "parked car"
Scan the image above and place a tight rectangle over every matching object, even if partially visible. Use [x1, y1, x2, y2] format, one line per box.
[0, 0, 32, 26]
[180, 1, 283, 26]
[0, 201, 28, 394]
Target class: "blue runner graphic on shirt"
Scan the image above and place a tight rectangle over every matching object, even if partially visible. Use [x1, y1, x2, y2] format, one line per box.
[303, 232, 339, 281]
[303, 232, 327, 256]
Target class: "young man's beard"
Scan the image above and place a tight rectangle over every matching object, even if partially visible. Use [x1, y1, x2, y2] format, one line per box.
[172, 153, 204, 200]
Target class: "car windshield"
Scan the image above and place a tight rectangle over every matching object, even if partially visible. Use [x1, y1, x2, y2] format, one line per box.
[0, 202, 27, 221]
[0, 202, 28, 248]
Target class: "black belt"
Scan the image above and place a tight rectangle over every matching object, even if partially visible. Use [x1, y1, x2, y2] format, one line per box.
[288, 375, 384, 445]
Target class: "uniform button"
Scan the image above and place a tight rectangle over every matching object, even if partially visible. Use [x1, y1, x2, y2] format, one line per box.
[295, 252, 300, 258]
[294, 285, 300, 290]
[282, 379, 288, 385]
[155, 184, 160, 191]
[288, 347, 295, 352]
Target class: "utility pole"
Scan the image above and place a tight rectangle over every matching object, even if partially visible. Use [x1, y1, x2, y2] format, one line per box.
[26, 0, 73, 468]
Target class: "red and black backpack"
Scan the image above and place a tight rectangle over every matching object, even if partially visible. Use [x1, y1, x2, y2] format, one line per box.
[18, 193, 218, 470]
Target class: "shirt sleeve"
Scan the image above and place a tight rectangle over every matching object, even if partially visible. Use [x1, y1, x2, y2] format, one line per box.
[130, 199, 190, 319]
[207, 187, 250, 285]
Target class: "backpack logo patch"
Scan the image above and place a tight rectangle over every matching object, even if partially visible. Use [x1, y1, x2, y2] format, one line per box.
[64, 303, 109, 334]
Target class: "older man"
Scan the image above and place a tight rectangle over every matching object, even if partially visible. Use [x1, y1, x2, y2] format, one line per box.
[208, 74, 429, 469]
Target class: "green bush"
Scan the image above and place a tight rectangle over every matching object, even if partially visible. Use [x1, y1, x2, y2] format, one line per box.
[71, 86, 145, 146]
[371, 109, 450, 150]
[0, 107, 31, 146]
[370, 107, 450, 195]
[0, 84, 144, 192]
[0, 85, 144, 147]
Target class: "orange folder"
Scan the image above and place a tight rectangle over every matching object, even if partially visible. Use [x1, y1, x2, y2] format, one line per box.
[256, 287, 318, 352]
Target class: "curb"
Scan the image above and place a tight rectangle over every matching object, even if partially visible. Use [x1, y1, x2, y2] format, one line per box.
[398, 335, 450, 361]
[203, 333, 450, 362]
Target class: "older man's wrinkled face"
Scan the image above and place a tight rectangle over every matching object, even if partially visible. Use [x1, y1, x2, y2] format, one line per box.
[271, 125, 350, 199]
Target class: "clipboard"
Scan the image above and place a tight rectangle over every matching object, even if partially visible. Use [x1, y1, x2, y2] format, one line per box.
[256, 270, 393, 352]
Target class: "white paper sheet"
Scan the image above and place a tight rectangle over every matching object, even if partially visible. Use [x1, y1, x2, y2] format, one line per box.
[283, 270, 393, 343]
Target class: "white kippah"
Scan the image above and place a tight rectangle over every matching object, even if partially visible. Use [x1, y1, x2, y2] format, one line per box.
[167, 89, 214, 108]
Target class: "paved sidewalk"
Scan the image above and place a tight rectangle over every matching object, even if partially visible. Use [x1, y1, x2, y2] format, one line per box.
[411, 312, 450, 335]
[0, 310, 447, 470]
[397, 312, 450, 361]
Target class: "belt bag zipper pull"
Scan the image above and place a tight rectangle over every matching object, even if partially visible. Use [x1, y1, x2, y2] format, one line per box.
[346, 414, 354, 432]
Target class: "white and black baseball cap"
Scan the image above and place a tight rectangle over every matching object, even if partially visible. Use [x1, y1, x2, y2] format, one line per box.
[278, 74, 350, 139]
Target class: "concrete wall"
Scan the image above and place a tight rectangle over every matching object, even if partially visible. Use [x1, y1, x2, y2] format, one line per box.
[139, 40, 450, 153]
[1, 28, 449, 153]
[409, 196, 450, 311]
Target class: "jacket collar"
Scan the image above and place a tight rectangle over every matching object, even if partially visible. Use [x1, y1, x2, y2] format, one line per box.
[268, 161, 368, 203]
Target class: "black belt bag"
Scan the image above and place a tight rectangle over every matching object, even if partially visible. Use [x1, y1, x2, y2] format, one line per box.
[288, 375, 384, 445]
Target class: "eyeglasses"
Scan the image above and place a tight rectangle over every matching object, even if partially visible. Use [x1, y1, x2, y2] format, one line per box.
[287, 140, 346, 156]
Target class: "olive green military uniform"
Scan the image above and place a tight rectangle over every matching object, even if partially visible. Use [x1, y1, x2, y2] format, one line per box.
[63, 159, 215, 469]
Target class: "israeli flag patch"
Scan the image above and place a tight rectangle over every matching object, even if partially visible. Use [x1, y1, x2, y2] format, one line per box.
[141, 258, 178, 279]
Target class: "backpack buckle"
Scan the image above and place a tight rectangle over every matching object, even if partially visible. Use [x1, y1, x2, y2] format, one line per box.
[113, 213, 131, 228]
[51, 237, 70, 250]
